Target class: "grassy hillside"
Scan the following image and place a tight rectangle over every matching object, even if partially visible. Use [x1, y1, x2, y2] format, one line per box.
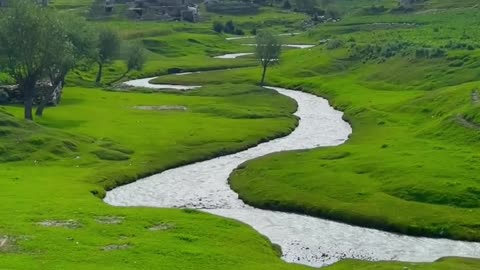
[0, 84, 306, 270]
[1, 0, 480, 269]
[207, 0, 480, 242]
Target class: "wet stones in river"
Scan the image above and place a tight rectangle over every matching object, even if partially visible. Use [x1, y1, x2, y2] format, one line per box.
[284, 240, 377, 267]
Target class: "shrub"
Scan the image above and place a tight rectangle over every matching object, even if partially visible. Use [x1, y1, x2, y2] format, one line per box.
[224, 20, 236, 34]
[326, 39, 344, 50]
[235, 28, 245, 35]
[213, 21, 224, 33]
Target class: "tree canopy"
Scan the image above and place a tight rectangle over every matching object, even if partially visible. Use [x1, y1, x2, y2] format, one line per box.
[0, 0, 96, 119]
[255, 30, 282, 85]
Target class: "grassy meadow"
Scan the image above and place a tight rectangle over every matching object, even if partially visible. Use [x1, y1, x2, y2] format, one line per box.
[1, 0, 480, 269]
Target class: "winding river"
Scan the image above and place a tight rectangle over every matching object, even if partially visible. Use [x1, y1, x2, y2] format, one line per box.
[104, 75, 480, 267]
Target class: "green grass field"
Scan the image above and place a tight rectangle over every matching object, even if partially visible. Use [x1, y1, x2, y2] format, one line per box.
[220, 0, 480, 242]
[2, 0, 480, 269]
[0, 84, 307, 270]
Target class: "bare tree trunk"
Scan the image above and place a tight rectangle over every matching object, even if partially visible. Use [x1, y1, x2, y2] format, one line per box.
[23, 80, 35, 120]
[35, 97, 47, 117]
[260, 64, 268, 86]
[35, 86, 54, 117]
[96, 62, 103, 85]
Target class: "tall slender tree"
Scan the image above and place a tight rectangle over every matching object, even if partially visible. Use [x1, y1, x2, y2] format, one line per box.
[255, 30, 282, 85]
[95, 28, 121, 85]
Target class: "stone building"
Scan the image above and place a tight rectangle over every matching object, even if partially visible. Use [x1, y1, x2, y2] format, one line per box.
[0, 0, 49, 7]
[121, 0, 200, 22]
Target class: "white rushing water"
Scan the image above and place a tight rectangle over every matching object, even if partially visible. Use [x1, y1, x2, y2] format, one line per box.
[243, 44, 316, 49]
[122, 77, 201, 90]
[226, 32, 302, 40]
[214, 53, 254, 59]
[105, 78, 480, 267]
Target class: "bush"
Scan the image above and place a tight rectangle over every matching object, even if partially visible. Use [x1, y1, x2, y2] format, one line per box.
[283, 0, 291, 9]
[224, 20, 236, 34]
[213, 21, 224, 33]
[326, 39, 344, 50]
[235, 28, 245, 35]
[415, 47, 445, 59]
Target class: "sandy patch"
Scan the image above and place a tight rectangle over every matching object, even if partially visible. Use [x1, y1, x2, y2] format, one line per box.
[102, 244, 130, 251]
[149, 222, 176, 231]
[0, 236, 9, 251]
[95, 216, 125, 225]
[0, 235, 18, 252]
[243, 44, 316, 49]
[133, 105, 187, 112]
[38, 220, 81, 229]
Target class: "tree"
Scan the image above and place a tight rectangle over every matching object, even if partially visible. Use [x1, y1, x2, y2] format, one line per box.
[213, 21, 224, 33]
[108, 43, 146, 85]
[95, 28, 121, 85]
[224, 20, 236, 34]
[36, 15, 96, 117]
[0, 0, 49, 120]
[255, 31, 282, 85]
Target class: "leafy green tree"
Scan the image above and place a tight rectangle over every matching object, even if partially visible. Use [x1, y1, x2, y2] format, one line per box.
[255, 30, 282, 85]
[0, 0, 49, 120]
[95, 28, 121, 85]
[36, 15, 96, 117]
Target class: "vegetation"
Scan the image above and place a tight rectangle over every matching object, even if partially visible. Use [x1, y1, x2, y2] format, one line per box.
[95, 28, 121, 85]
[221, 1, 480, 242]
[1, 0, 480, 269]
[0, 0, 55, 120]
[255, 30, 282, 85]
[0, 0, 94, 120]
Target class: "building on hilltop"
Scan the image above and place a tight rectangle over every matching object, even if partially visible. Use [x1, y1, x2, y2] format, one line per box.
[104, 0, 200, 22]
[0, 0, 49, 7]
